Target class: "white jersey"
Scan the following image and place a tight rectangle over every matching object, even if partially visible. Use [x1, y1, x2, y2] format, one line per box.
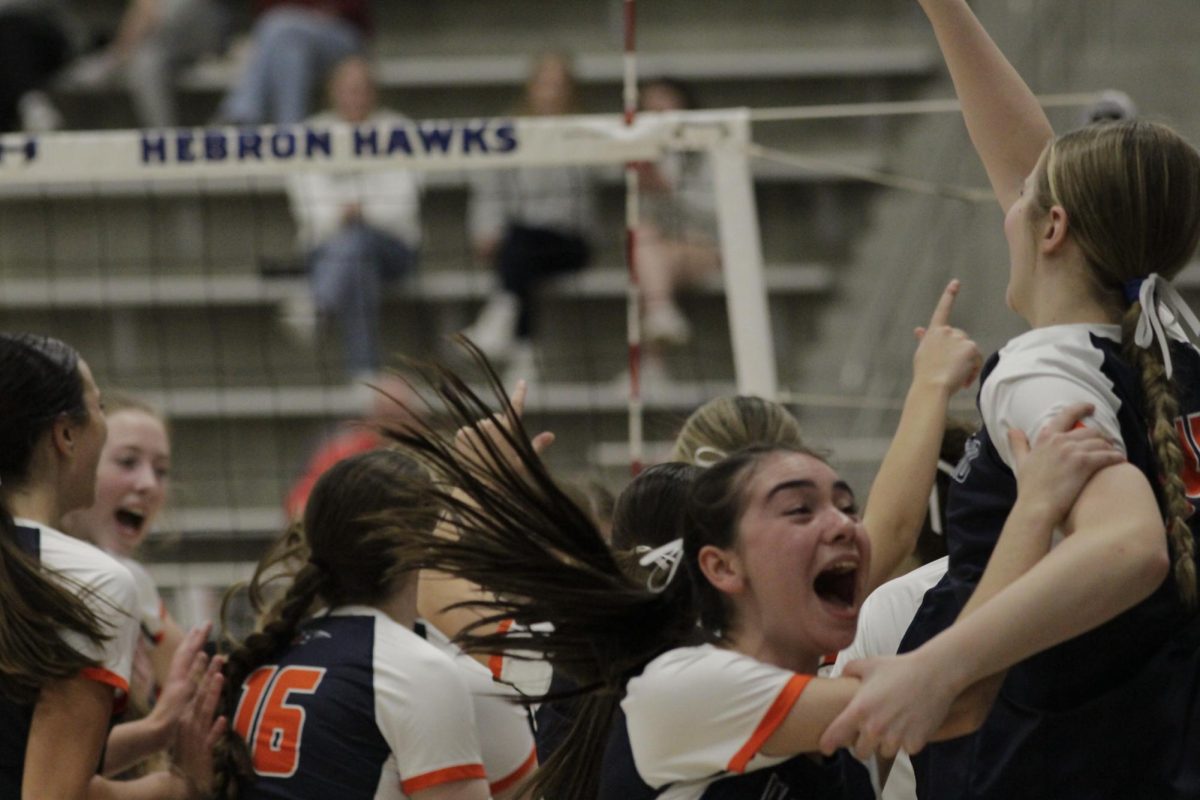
[420, 621, 538, 795]
[832, 557, 949, 800]
[622, 645, 812, 799]
[116, 556, 167, 646]
[231, 606, 485, 799]
[14, 518, 139, 704]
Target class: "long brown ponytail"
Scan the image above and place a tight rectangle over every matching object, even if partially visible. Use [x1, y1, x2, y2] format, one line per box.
[1037, 121, 1200, 608]
[0, 334, 110, 704]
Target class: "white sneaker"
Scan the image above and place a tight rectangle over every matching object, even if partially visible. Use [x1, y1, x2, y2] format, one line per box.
[504, 340, 538, 387]
[643, 302, 692, 346]
[463, 293, 519, 360]
[279, 291, 318, 344]
[18, 91, 62, 133]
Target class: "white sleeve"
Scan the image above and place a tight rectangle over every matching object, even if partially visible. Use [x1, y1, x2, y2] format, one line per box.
[120, 558, 166, 645]
[373, 635, 487, 796]
[286, 172, 343, 248]
[621, 647, 811, 787]
[981, 344, 1125, 470]
[62, 559, 139, 699]
[457, 661, 537, 793]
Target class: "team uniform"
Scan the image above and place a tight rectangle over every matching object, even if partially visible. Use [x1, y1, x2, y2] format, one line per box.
[418, 621, 539, 796]
[0, 519, 139, 797]
[830, 556, 948, 800]
[603, 645, 873, 800]
[231, 606, 486, 799]
[899, 324, 1200, 799]
[118, 556, 168, 646]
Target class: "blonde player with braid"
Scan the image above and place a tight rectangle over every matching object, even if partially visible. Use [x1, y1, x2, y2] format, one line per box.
[820, 2, 1200, 798]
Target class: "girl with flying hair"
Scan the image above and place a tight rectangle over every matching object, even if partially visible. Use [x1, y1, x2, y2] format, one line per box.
[212, 449, 495, 800]
[383, 315, 1122, 800]
[819, 3, 1200, 798]
[0, 333, 219, 799]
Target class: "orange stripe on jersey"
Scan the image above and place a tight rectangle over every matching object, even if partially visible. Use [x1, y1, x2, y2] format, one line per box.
[819, 652, 838, 668]
[726, 674, 812, 774]
[490, 746, 538, 794]
[401, 763, 488, 794]
[488, 619, 516, 680]
[80, 666, 129, 695]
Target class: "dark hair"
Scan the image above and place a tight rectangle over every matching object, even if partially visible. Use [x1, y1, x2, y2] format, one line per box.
[641, 76, 699, 111]
[0, 334, 109, 704]
[611, 462, 702, 551]
[213, 448, 438, 798]
[381, 346, 820, 798]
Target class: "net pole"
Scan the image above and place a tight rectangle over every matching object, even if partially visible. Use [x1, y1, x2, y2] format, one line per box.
[622, 0, 644, 476]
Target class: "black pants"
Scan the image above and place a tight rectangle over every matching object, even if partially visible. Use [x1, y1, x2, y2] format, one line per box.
[0, 11, 70, 132]
[496, 224, 591, 339]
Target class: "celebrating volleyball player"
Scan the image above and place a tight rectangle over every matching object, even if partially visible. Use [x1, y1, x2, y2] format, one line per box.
[213, 449, 491, 799]
[381, 303, 1124, 800]
[818, 2, 1200, 797]
[0, 333, 219, 799]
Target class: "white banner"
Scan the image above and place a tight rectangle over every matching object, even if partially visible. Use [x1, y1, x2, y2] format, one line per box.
[0, 109, 749, 186]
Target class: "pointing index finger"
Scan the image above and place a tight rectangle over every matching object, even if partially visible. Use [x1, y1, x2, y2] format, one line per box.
[508, 379, 527, 418]
[928, 279, 961, 328]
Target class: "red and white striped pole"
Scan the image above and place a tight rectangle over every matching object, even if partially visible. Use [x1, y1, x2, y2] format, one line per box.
[622, 0, 644, 476]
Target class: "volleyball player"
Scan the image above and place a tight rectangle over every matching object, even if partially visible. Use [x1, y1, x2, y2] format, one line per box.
[0, 333, 217, 799]
[818, 3, 1200, 797]
[213, 449, 491, 800]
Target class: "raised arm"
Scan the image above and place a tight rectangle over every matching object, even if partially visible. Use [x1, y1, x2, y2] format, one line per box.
[862, 280, 981, 591]
[918, 0, 1055, 211]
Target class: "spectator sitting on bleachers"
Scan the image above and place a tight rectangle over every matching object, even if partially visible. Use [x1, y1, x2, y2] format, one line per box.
[68, 0, 231, 129]
[0, 0, 81, 132]
[217, 0, 369, 126]
[283, 55, 420, 380]
[463, 51, 599, 383]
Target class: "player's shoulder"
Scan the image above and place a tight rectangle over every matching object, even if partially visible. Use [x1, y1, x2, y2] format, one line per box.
[28, 522, 137, 607]
[990, 324, 1119, 382]
[367, 611, 464, 680]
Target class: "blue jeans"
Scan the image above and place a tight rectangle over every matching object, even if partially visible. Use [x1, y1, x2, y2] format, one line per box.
[309, 224, 415, 375]
[219, 6, 361, 125]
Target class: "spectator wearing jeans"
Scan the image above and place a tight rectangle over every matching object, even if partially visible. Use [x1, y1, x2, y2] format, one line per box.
[285, 56, 420, 379]
[218, 0, 369, 126]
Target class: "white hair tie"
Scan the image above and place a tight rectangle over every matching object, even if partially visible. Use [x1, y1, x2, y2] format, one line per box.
[636, 538, 685, 592]
[1129, 274, 1200, 379]
[692, 446, 727, 468]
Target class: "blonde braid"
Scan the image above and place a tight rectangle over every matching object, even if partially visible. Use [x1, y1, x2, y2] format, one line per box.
[1122, 305, 1199, 609]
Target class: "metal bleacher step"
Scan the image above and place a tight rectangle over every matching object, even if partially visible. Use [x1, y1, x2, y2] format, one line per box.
[57, 46, 937, 96]
[0, 263, 833, 310]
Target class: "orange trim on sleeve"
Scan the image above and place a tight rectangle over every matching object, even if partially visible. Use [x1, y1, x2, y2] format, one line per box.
[80, 666, 129, 695]
[489, 746, 538, 794]
[726, 674, 811, 774]
[488, 619, 516, 680]
[400, 763, 488, 794]
[818, 652, 838, 668]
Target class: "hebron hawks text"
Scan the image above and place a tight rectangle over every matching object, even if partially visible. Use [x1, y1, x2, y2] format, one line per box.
[139, 120, 518, 165]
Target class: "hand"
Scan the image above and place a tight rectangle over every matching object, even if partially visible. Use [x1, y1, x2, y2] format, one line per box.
[453, 379, 555, 474]
[172, 653, 226, 799]
[912, 280, 983, 393]
[818, 649, 948, 760]
[147, 623, 213, 743]
[1007, 403, 1124, 524]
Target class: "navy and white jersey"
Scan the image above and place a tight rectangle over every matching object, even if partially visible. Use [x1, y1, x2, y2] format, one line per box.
[231, 606, 486, 800]
[613, 645, 872, 800]
[0, 520, 139, 798]
[900, 324, 1200, 799]
[117, 556, 168, 647]
[418, 621, 539, 796]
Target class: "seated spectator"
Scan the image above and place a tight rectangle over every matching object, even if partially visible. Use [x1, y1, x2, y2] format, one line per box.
[284, 56, 420, 379]
[69, 0, 231, 128]
[217, 0, 369, 125]
[0, 0, 80, 132]
[463, 52, 598, 383]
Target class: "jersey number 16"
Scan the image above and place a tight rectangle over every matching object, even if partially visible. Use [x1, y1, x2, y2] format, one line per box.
[232, 665, 327, 778]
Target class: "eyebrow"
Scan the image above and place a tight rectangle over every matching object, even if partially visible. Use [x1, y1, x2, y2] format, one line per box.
[834, 480, 855, 499]
[766, 480, 816, 502]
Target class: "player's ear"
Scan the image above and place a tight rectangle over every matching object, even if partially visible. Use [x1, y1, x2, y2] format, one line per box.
[697, 544, 745, 595]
